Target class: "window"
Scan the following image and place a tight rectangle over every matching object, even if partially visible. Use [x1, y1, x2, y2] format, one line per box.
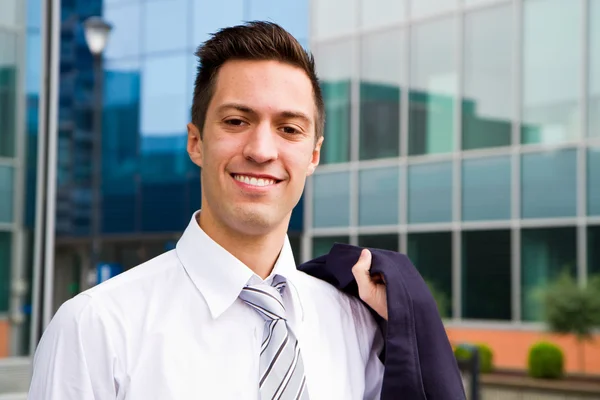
[589, 148, 600, 216]
[312, 236, 350, 259]
[312, 172, 351, 228]
[0, 0, 18, 26]
[522, 0, 582, 144]
[316, 40, 352, 164]
[193, 0, 244, 45]
[463, 5, 513, 150]
[0, 165, 14, 223]
[521, 227, 576, 321]
[359, 167, 400, 226]
[589, 226, 600, 277]
[360, 0, 406, 29]
[409, 18, 457, 155]
[360, 29, 403, 160]
[0, 31, 17, 157]
[407, 232, 452, 318]
[143, 0, 187, 54]
[589, 0, 600, 138]
[247, 0, 308, 42]
[313, 0, 355, 39]
[521, 150, 577, 218]
[411, 0, 455, 19]
[358, 234, 399, 252]
[0, 232, 10, 312]
[462, 230, 511, 320]
[462, 156, 511, 221]
[103, 2, 142, 59]
[408, 161, 452, 223]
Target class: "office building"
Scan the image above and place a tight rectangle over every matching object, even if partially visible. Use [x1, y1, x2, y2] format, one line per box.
[307, 0, 600, 373]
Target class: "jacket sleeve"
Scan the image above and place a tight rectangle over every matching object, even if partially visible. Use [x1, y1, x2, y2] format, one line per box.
[28, 294, 118, 399]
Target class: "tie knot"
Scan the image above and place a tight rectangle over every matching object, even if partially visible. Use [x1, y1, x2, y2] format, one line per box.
[239, 279, 287, 321]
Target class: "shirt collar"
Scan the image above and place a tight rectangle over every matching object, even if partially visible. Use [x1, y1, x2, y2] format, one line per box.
[176, 211, 300, 319]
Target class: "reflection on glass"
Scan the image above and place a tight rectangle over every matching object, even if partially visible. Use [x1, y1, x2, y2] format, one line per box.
[313, 0, 355, 39]
[26, 31, 41, 95]
[103, 2, 142, 59]
[0, 165, 13, 223]
[408, 161, 452, 223]
[590, 0, 600, 138]
[0, 30, 17, 157]
[411, 0, 455, 18]
[0, 0, 18, 26]
[0, 231, 10, 312]
[247, 0, 308, 41]
[144, 0, 187, 54]
[521, 150, 577, 218]
[359, 167, 400, 226]
[462, 156, 511, 221]
[462, 230, 511, 320]
[409, 18, 456, 156]
[589, 148, 600, 216]
[360, 29, 403, 160]
[361, 0, 405, 29]
[463, 6, 512, 150]
[358, 234, 399, 252]
[193, 0, 244, 45]
[589, 226, 600, 277]
[316, 40, 352, 164]
[521, 227, 576, 321]
[313, 236, 350, 258]
[407, 232, 452, 318]
[313, 172, 350, 228]
[522, 0, 582, 144]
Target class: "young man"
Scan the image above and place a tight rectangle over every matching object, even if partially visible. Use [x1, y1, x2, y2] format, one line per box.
[29, 21, 387, 399]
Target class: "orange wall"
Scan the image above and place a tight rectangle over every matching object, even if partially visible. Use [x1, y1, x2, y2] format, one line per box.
[0, 319, 8, 358]
[447, 327, 600, 375]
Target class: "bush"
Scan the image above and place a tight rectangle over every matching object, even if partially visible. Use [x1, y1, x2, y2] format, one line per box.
[528, 341, 564, 379]
[454, 343, 493, 373]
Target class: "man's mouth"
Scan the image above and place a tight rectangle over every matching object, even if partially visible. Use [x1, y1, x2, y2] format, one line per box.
[232, 174, 280, 187]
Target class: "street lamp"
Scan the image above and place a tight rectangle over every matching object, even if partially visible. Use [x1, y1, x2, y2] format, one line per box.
[83, 16, 112, 289]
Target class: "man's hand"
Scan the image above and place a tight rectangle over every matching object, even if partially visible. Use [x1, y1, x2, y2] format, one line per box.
[352, 249, 388, 320]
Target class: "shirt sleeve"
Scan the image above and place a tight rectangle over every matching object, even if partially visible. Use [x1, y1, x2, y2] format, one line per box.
[28, 294, 119, 400]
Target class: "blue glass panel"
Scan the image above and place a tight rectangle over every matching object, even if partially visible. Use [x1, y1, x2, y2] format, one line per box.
[0, 165, 14, 223]
[590, 0, 600, 138]
[143, 0, 187, 54]
[103, 2, 142, 59]
[192, 0, 244, 46]
[26, 31, 41, 95]
[26, 0, 42, 29]
[0, 232, 10, 312]
[589, 148, 600, 216]
[141, 182, 189, 232]
[521, 150, 577, 218]
[408, 162, 452, 223]
[359, 167, 400, 226]
[313, 171, 350, 228]
[462, 156, 511, 221]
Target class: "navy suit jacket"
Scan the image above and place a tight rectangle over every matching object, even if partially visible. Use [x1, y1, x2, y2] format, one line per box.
[298, 243, 465, 400]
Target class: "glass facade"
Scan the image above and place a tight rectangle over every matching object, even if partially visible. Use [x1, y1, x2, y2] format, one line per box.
[309, 0, 599, 326]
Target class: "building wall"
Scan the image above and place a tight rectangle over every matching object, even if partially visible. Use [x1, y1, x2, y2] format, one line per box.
[307, 0, 600, 357]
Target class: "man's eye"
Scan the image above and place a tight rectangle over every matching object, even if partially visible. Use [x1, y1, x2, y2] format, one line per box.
[225, 119, 245, 126]
[282, 126, 299, 134]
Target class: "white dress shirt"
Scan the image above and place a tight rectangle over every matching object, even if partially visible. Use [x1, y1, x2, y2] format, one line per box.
[29, 212, 385, 399]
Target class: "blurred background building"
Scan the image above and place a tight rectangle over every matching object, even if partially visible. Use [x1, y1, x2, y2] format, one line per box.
[0, 0, 599, 394]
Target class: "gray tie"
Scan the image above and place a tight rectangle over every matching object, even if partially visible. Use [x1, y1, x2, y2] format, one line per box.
[239, 276, 310, 400]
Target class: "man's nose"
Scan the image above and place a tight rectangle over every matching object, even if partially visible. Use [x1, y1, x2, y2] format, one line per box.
[242, 122, 278, 164]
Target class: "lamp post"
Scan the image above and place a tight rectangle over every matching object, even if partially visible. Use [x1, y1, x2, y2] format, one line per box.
[83, 16, 111, 288]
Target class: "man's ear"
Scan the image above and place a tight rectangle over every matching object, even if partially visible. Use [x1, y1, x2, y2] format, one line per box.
[187, 123, 203, 168]
[307, 135, 324, 176]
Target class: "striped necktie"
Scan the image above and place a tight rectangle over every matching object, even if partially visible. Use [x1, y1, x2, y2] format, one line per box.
[239, 276, 310, 400]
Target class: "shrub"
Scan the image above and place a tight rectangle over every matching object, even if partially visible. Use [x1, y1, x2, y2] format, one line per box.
[454, 343, 493, 373]
[528, 341, 564, 379]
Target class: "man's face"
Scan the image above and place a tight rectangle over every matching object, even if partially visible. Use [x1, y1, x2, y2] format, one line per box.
[187, 59, 323, 236]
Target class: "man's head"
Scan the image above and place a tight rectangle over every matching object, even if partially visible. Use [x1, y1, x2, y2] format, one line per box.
[187, 21, 325, 238]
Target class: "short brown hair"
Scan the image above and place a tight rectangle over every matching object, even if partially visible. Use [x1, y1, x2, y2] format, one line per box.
[191, 21, 325, 139]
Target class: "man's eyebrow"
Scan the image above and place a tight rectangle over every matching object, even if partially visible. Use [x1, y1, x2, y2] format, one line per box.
[279, 110, 312, 125]
[218, 103, 312, 125]
[217, 103, 255, 114]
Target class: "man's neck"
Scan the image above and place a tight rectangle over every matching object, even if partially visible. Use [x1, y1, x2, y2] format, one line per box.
[196, 211, 287, 280]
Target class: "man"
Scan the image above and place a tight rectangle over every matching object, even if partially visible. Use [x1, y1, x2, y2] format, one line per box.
[28, 21, 388, 399]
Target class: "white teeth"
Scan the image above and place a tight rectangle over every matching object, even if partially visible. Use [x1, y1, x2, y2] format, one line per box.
[234, 175, 276, 187]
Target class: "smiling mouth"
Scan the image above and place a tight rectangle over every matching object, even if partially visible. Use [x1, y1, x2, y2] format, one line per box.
[231, 174, 280, 187]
